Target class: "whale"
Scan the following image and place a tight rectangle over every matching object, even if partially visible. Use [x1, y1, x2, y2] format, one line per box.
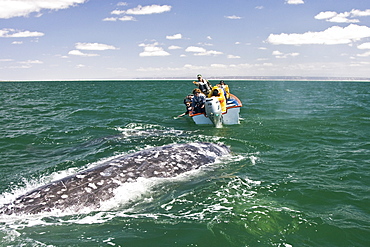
[0, 142, 230, 215]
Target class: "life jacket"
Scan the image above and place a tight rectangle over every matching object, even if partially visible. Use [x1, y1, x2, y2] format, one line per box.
[208, 86, 226, 113]
[192, 93, 206, 107]
[221, 84, 230, 99]
[198, 79, 211, 94]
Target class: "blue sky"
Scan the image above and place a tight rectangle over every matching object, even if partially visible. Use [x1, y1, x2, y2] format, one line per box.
[1, 0, 370, 80]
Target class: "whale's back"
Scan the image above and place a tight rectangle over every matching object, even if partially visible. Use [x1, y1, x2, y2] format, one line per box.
[1, 142, 229, 215]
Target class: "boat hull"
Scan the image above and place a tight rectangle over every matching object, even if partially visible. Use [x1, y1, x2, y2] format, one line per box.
[190, 94, 242, 126]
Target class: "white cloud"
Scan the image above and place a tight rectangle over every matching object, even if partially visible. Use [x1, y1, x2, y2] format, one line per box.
[166, 33, 182, 40]
[107, 4, 170, 22]
[198, 42, 213, 46]
[112, 4, 171, 15]
[329, 16, 358, 24]
[229, 63, 273, 69]
[315, 11, 337, 20]
[267, 24, 370, 45]
[68, 50, 99, 57]
[103, 16, 136, 21]
[211, 64, 228, 68]
[19, 60, 43, 64]
[285, 0, 304, 4]
[7, 65, 32, 69]
[358, 42, 370, 49]
[185, 46, 222, 56]
[103, 17, 117, 21]
[351, 9, 370, 17]
[255, 6, 264, 10]
[183, 64, 207, 70]
[227, 55, 241, 59]
[127, 4, 171, 15]
[225, 15, 242, 20]
[0, 28, 44, 38]
[75, 42, 118, 51]
[168, 45, 182, 50]
[272, 50, 283, 56]
[119, 16, 136, 21]
[117, 2, 128, 6]
[272, 50, 299, 58]
[315, 9, 370, 23]
[185, 46, 206, 53]
[111, 10, 125, 15]
[0, 0, 87, 19]
[195, 50, 223, 56]
[139, 43, 170, 57]
[12, 41, 23, 45]
[350, 61, 370, 67]
[10, 59, 44, 68]
[315, 11, 358, 23]
[357, 51, 370, 57]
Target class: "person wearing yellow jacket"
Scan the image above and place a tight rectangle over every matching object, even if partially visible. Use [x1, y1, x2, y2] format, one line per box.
[220, 80, 230, 99]
[208, 86, 227, 113]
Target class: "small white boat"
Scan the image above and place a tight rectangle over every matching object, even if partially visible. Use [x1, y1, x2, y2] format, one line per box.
[189, 94, 242, 128]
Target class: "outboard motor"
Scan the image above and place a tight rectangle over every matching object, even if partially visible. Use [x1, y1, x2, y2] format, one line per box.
[205, 97, 223, 128]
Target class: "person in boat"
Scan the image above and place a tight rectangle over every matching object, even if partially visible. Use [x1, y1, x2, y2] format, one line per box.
[219, 80, 230, 99]
[215, 83, 228, 101]
[191, 88, 206, 114]
[184, 94, 193, 104]
[177, 94, 193, 117]
[208, 86, 227, 113]
[193, 74, 212, 96]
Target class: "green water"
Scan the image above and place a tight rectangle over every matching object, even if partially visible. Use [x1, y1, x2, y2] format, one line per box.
[0, 80, 369, 246]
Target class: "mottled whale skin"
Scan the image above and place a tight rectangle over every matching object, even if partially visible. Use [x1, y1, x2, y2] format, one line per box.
[1, 142, 229, 215]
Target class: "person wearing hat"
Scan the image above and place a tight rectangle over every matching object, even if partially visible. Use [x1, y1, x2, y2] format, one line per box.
[193, 74, 211, 96]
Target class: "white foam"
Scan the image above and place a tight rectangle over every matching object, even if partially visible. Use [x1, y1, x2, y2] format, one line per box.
[0, 166, 82, 206]
[116, 123, 185, 139]
[98, 177, 159, 212]
[249, 155, 259, 165]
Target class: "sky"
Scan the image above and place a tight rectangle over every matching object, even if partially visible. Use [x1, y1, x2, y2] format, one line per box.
[1, 0, 370, 80]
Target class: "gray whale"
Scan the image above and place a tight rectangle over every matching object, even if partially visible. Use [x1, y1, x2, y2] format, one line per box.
[1, 142, 229, 215]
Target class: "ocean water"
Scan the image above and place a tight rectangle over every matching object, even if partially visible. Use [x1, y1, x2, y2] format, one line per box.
[0, 80, 369, 246]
